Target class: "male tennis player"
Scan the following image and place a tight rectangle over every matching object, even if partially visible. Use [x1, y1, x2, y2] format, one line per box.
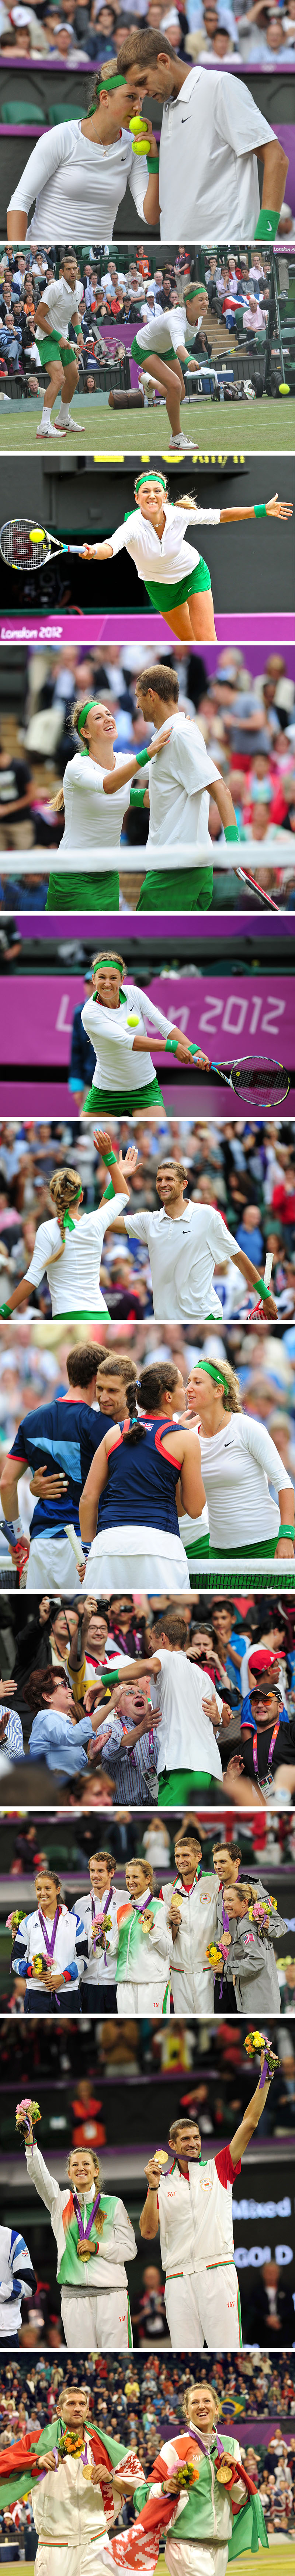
[116, 28, 288, 238]
[34, 253, 84, 439]
[103, 660, 239, 911]
[139, 2047, 278, 2347]
[104, 1148, 278, 1320]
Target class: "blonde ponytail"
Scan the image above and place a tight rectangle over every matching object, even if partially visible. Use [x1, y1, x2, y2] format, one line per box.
[49, 1167, 82, 1265]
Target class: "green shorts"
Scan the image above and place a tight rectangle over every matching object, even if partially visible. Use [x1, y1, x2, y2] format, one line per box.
[137, 864, 213, 913]
[38, 334, 75, 366]
[158, 1767, 213, 1804]
[208, 1536, 280, 1560]
[84, 1074, 164, 1115]
[46, 868, 119, 912]
[131, 334, 177, 366]
[145, 558, 211, 610]
[185, 1533, 210, 1558]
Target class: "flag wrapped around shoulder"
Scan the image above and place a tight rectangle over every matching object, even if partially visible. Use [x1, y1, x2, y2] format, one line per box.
[104, 2436, 268, 2572]
[0, 2420, 130, 2510]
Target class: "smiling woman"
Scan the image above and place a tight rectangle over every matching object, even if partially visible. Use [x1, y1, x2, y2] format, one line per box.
[16, 2108, 138, 2347]
[6, 61, 160, 241]
[47, 696, 142, 911]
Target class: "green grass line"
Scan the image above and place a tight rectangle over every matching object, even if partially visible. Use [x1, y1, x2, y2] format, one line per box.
[0, 395, 294, 453]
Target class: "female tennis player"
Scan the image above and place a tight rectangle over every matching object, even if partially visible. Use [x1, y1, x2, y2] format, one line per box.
[82, 472, 293, 644]
[181, 1357, 295, 1562]
[10, 1868, 86, 2014]
[130, 281, 209, 452]
[6, 63, 159, 242]
[47, 693, 176, 912]
[80, 950, 208, 1116]
[79, 1358, 206, 1591]
[0, 1140, 134, 1319]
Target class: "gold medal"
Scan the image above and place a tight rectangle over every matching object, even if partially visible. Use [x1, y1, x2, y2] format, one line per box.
[155, 2150, 169, 2165]
[216, 2461, 233, 2485]
[82, 2465, 93, 2480]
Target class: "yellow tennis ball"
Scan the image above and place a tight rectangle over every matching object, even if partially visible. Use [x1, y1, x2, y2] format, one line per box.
[127, 1011, 140, 1027]
[279, 382, 289, 395]
[129, 114, 148, 133]
[29, 526, 45, 541]
[132, 135, 150, 154]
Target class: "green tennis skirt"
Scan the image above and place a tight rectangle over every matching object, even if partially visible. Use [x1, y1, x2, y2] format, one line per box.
[84, 1073, 164, 1115]
[46, 868, 119, 912]
[137, 864, 213, 913]
[208, 1535, 281, 1560]
[38, 335, 74, 366]
[131, 334, 177, 366]
[145, 558, 211, 610]
[185, 1533, 210, 1559]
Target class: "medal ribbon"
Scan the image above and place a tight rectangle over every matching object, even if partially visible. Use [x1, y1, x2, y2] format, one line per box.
[92, 1885, 114, 1963]
[38, 1907, 60, 1962]
[188, 2424, 224, 2461]
[251, 1718, 281, 1779]
[72, 2188, 101, 2247]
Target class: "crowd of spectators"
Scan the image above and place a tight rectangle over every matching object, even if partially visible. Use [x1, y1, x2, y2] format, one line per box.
[0, 246, 276, 384]
[1, 642, 295, 904]
[2, 1575, 295, 1804]
[1, 0, 295, 76]
[1, 1115, 295, 1318]
[0, 2354, 295, 2544]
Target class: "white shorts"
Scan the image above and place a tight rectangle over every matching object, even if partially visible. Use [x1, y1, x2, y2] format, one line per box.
[35, 2547, 114, 2576]
[26, 1531, 79, 1592]
[171, 1967, 214, 2015]
[81, 1526, 189, 1593]
[164, 2264, 242, 2352]
[165, 2539, 229, 2576]
[60, 2286, 132, 2349]
[117, 1980, 170, 2015]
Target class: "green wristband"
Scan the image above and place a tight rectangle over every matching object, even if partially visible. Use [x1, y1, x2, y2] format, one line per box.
[103, 1150, 117, 1166]
[256, 1276, 271, 1299]
[254, 504, 267, 518]
[278, 1525, 295, 1539]
[148, 154, 160, 171]
[136, 748, 150, 768]
[254, 208, 277, 240]
[225, 826, 240, 842]
[0, 1303, 12, 1317]
[130, 782, 146, 808]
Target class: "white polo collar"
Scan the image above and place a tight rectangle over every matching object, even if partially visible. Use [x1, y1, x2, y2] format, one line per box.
[164, 66, 201, 107]
[157, 1200, 192, 1225]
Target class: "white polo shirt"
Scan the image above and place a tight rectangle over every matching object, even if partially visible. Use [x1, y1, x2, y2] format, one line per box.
[148, 1648, 223, 1778]
[110, 502, 221, 588]
[123, 1198, 241, 1319]
[24, 1194, 127, 1315]
[158, 66, 275, 241]
[146, 711, 221, 852]
[81, 982, 173, 1095]
[36, 275, 83, 341]
[60, 750, 132, 855]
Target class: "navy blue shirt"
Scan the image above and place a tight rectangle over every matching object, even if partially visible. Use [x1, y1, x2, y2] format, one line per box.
[9, 1397, 98, 1537]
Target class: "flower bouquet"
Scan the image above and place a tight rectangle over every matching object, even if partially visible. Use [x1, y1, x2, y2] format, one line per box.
[248, 1901, 273, 1941]
[15, 2097, 41, 2136]
[92, 1913, 112, 1944]
[31, 1955, 45, 1977]
[6, 1909, 25, 1935]
[58, 2434, 85, 2461]
[206, 1943, 225, 1969]
[244, 2030, 279, 2083]
[177, 2459, 199, 2488]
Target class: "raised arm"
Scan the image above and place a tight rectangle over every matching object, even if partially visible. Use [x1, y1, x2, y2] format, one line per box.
[139, 2157, 162, 2239]
[229, 2045, 278, 2162]
[220, 493, 293, 524]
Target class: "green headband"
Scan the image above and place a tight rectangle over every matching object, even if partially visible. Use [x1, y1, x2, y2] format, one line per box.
[193, 1359, 229, 1390]
[93, 957, 123, 974]
[88, 71, 126, 109]
[135, 474, 167, 493]
[77, 700, 97, 745]
[184, 285, 200, 301]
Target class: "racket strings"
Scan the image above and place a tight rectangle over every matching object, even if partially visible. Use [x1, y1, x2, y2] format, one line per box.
[1, 519, 48, 568]
[229, 1057, 289, 1105]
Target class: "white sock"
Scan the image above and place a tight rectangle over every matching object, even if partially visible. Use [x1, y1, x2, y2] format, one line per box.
[41, 403, 50, 426]
[57, 401, 70, 423]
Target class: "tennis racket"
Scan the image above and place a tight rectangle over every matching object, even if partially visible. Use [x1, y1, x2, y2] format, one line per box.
[236, 865, 280, 914]
[248, 1250, 273, 1322]
[185, 1050, 290, 1105]
[0, 519, 84, 570]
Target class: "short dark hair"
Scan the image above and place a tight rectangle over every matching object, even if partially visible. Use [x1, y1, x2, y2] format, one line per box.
[90, 1850, 116, 1869]
[213, 1840, 242, 1861]
[97, 1354, 137, 1383]
[157, 1160, 187, 1186]
[117, 25, 177, 64]
[23, 1665, 67, 1714]
[66, 1343, 105, 1387]
[138, 663, 179, 705]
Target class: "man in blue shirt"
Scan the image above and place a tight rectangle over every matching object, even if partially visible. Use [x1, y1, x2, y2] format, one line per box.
[0, 1341, 102, 1595]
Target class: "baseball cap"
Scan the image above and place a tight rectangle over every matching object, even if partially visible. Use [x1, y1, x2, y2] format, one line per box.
[248, 1648, 280, 1674]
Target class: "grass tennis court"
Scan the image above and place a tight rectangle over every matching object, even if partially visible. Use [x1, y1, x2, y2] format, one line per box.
[156, 2549, 295, 2573]
[0, 392, 295, 453]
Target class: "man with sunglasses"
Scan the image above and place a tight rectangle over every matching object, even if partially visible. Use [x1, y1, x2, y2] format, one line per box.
[225, 1648, 295, 1804]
